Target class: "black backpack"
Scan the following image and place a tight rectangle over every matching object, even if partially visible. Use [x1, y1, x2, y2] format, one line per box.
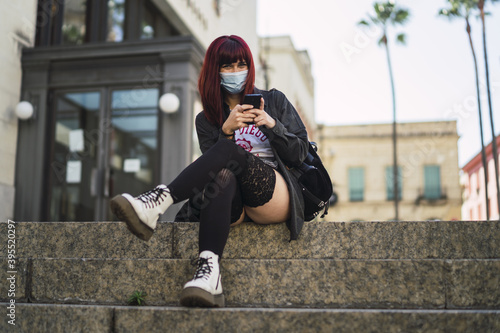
[297, 142, 334, 221]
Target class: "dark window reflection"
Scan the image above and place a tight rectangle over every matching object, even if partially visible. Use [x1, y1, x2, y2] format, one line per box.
[107, 0, 125, 42]
[49, 92, 100, 221]
[109, 89, 159, 199]
[36, 0, 180, 46]
[141, 3, 155, 40]
[62, 0, 87, 45]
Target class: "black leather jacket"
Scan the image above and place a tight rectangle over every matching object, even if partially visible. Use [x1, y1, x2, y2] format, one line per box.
[176, 88, 309, 240]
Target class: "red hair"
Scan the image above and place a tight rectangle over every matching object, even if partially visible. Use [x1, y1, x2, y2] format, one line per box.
[198, 35, 256, 126]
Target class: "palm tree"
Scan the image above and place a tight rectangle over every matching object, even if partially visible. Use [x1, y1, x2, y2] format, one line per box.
[359, 1, 410, 220]
[439, 0, 490, 219]
[477, 0, 500, 219]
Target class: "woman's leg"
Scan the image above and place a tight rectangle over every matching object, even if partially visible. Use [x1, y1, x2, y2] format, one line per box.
[198, 168, 244, 257]
[244, 170, 290, 224]
[180, 168, 245, 308]
[168, 139, 249, 202]
[237, 154, 291, 224]
[110, 139, 248, 241]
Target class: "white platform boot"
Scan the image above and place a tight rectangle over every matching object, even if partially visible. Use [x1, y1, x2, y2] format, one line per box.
[110, 184, 173, 241]
[180, 250, 225, 307]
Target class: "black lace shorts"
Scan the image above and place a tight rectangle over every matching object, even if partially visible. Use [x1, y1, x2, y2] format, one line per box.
[229, 152, 277, 222]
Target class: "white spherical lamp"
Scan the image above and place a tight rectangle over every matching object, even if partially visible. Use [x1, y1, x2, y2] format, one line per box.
[15, 101, 34, 120]
[159, 93, 180, 114]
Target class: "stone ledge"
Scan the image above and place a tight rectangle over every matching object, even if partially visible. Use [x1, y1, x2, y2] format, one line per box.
[0, 221, 174, 259]
[0, 220, 498, 260]
[1, 258, 498, 309]
[1, 303, 499, 333]
[1, 303, 113, 333]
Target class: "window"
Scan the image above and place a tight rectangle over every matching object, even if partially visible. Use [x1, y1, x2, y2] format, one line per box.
[141, 3, 155, 40]
[424, 165, 441, 200]
[35, 0, 87, 46]
[35, 0, 179, 47]
[61, 0, 87, 45]
[349, 167, 364, 201]
[140, 0, 179, 39]
[107, 0, 126, 42]
[386, 166, 402, 201]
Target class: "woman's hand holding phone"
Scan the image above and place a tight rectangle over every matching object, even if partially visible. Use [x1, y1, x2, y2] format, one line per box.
[243, 97, 275, 129]
[222, 96, 275, 135]
[222, 104, 256, 135]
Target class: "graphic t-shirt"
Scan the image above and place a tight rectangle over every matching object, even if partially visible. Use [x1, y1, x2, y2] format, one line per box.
[234, 124, 277, 168]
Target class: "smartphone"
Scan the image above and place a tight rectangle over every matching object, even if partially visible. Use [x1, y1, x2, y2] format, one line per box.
[242, 94, 262, 109]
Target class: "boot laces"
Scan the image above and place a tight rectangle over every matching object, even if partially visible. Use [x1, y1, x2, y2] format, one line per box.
[192, 257, 213, 281]
[136, 186, 169, 209]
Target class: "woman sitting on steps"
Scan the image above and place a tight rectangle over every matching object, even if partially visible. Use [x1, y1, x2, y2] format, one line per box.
[110, 35, 309, 308]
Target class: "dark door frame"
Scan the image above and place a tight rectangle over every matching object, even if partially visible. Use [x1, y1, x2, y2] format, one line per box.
[15, 37, 204, 221]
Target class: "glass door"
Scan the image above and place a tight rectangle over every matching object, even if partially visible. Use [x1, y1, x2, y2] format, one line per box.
[106, 88, 159, 219]
[47, 88, 159, 221]
[48, 91, 101, 221]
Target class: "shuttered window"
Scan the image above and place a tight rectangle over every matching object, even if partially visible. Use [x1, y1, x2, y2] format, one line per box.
[349, 167, 365, 201]
[424, 165, 441, 200]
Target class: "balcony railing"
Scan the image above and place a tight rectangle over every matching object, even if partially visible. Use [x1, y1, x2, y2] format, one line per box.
[415, 186, 448, 205]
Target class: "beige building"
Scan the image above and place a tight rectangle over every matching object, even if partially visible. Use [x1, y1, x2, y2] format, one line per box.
[319, 121, 462, 221]
[259, 36, 315, 138]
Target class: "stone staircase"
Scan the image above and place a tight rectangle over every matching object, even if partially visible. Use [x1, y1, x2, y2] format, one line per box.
[1, 220, 499, 332]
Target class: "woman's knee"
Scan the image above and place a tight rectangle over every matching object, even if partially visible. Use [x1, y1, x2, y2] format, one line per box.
[211, 140, 248, 173]
[214, 168, 236, 189]
[212, 138, 239, 154]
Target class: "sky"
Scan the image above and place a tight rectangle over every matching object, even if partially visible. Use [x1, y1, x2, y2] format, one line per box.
[257, 0, 500, 167]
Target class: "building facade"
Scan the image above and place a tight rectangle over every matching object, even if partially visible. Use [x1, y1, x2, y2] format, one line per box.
[319, 121, 462, 221]
[259, 36, 315, 139]
[461, 135, 500, 220]
[2, 0, 259, 222]
[0, 1, 38, 222]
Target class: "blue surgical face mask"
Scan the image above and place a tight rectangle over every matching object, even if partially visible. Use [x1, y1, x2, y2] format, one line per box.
[220, 70, 248, 94]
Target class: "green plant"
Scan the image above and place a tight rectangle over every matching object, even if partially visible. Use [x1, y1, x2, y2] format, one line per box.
[128, 290, 147, 306]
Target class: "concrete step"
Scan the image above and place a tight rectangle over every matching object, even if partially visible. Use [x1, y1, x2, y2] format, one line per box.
[2, 258, 499, 309]
[1, 303, 499, 333]
[1, 220, 499, 259]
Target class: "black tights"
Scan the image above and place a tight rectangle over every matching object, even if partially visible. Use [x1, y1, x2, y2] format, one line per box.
[168, 139, 248, 202]
[198, 168, 240, 257]
[167, 139, 274, 257]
